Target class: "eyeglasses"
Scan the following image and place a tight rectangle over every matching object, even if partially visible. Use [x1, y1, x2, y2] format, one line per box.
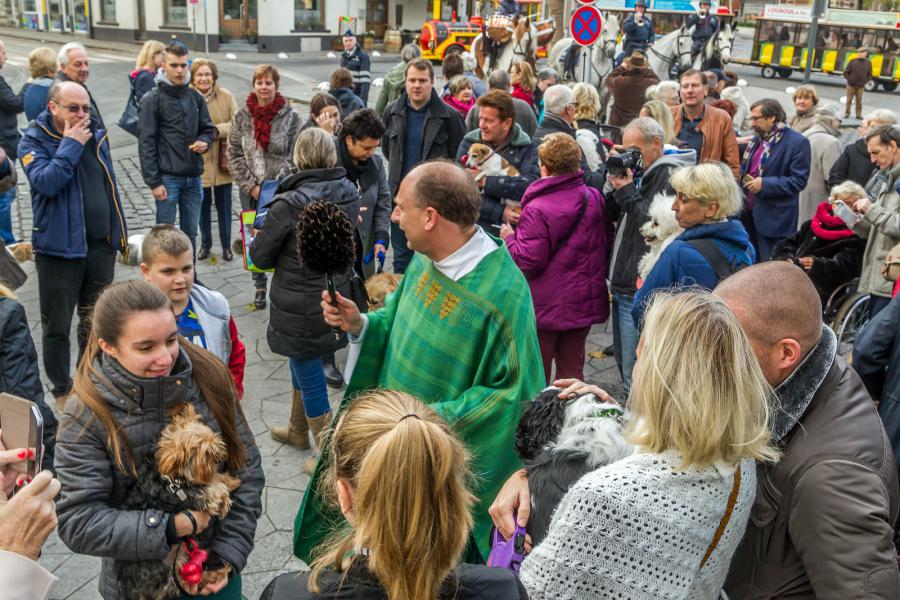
[59, 103, 91, 114]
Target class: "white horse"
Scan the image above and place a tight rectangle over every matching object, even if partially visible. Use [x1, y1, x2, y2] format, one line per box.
[646, 23, 695, 80]
[692, 21, 736, 70]
[547, 13, 620, 87]
[472, 17, 540, 77]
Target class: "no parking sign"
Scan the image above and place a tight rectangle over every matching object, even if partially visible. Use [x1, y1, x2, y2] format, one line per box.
[570, 5, 603, 47]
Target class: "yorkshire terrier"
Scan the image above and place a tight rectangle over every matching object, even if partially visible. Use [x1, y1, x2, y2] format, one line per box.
[365, 272, 402, 311]
[119, 403, 240, 600]
[515, 387, 633, 546]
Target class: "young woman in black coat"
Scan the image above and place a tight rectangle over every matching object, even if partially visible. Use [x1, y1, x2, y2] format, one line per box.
[771, 181, 867, 306]
[261, 390, 527, 600]
[249, 127, 360, 465]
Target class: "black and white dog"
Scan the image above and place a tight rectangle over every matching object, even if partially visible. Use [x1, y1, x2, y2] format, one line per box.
[515, 387, 633, 545]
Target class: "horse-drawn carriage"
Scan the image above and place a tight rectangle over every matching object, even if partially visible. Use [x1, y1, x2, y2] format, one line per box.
[748, 7, 900, 92]
[418, 0, 555, 66]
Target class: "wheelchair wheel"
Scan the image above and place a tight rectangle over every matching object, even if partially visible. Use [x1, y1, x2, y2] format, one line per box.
[830, 291, 871, 359]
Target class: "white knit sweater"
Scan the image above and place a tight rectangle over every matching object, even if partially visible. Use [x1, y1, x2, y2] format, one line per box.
[518, 451, 756, 600]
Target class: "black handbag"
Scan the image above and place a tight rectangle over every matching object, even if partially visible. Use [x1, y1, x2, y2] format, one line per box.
[0, 241, 27, 290]
[117, 75, 140, 137]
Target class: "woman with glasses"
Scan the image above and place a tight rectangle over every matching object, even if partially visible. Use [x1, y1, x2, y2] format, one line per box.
[632, 161, 755, 327]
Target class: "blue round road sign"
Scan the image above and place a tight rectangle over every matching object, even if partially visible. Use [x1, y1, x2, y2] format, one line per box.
[570, 6, 603, 47]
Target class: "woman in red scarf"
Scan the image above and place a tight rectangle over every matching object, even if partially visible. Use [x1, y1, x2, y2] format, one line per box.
[771, 180, 867, 306]
[227, 64, 301, 309]
[510, 61, 536, 109]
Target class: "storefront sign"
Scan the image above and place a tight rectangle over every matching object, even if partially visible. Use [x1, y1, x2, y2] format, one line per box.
[825, 8, 898, 27]
[762, 4, 812, 20]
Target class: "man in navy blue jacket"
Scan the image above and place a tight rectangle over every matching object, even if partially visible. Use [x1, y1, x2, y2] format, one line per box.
[740, 98, 811, 260]
[622, 0, 654, 58]
[18, 81, 127, 406]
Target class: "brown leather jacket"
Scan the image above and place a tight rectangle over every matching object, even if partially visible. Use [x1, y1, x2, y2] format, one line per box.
[671, 104, 741, 178]
[844, 57, 873, 89]
[725, 327, 900, 599]
[606, 65, 659, 128]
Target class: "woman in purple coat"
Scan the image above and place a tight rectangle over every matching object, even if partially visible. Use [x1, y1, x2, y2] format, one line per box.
[500, 133, 610, 382]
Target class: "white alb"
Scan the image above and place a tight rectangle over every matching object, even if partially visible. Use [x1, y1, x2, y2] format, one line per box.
[519, 450, 756, 600]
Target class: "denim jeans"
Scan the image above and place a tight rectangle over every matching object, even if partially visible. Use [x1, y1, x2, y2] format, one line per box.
[390, 221, 414, 274]
[156, 175, 203, 252]
[611, 292, 639, 399]
[0, 188, 16, 244]
[200, 183, 233, 251]
[288, 356, 331, 418]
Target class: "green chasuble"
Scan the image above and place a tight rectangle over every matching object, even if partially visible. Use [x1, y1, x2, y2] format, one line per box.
[293, 241, 545, 562]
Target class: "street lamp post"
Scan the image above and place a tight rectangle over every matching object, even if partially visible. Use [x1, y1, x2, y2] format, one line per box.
[803, 0, 826, 84]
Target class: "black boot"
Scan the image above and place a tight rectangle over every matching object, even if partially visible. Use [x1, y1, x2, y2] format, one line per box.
[322, 353, 344, 388]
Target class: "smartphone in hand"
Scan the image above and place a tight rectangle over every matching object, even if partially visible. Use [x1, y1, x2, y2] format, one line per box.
[0, 393, 44, 491]
[832, 200, 859, 228]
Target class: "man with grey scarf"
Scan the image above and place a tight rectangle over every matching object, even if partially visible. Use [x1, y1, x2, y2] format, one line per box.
[717, 261, 900, 599]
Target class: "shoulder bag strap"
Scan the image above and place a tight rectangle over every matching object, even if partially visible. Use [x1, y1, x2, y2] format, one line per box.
[699, 464, 742, 570]
[685, 238, 735, 281]
[551, 192, 590, 258]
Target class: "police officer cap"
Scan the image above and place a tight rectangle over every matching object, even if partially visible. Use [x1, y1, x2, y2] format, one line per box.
[343, 28, 356, 38]
[699, 0, 711, 5]
[635, 0, 646, 6]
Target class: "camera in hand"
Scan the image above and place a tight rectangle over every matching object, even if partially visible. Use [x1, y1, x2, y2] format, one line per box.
[607, 148, 644, 179]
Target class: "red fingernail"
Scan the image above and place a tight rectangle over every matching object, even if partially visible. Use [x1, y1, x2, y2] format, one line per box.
[26, 477, 32, 483]
[16, 450, 26, 459]
[27, 449, 34, 459]
[15, 477, 24, 486]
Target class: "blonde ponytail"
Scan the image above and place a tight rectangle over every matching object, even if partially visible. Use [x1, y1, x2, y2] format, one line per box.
[309, 390, 474, 600]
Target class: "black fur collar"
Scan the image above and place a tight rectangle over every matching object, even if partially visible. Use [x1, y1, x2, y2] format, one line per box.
[770, 325, 836, 444]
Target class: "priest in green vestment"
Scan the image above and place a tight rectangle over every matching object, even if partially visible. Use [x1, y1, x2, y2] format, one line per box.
[294, 161, 545, 563]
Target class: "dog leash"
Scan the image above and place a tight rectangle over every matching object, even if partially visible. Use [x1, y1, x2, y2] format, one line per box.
[699, 464, 742, 570]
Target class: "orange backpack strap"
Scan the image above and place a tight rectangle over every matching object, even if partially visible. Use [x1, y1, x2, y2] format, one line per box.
[699, 464, 742, 570]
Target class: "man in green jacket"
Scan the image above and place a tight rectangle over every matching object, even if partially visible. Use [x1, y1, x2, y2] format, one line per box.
[295, 160, 545, 563]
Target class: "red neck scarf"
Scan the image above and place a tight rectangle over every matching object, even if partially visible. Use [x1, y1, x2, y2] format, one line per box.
[246, 92, 286, 152]
[811, 201, 855, 241]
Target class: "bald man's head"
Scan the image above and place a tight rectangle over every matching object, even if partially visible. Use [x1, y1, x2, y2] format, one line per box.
[409, 160, 480, 228]
[714, 262, 823, 385]
[48, 81, 91, 132]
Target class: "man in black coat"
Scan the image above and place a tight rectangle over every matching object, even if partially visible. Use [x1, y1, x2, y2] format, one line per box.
[382, 58, 465, 273]
[138, 43, 215, 254]
[828, 113, 896, 189]
[0, 40, 22, 244]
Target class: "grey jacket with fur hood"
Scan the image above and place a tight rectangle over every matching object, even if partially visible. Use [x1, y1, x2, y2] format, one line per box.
[853, 161, 900, 298]
[54, 350, 264, 600]
[724, 326, 900, 599]
[227, 97, 301, 196]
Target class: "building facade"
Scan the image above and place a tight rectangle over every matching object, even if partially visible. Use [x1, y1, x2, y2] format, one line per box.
[0, 0, 438, 52]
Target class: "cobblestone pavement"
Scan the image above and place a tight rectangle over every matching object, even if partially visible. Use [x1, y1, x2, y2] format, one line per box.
[10, 142, 623, 599]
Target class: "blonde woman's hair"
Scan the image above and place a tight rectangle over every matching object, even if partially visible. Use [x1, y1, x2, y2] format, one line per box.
[669, 162, 743, 218]
[511, 60, 536, 92]
[792, 84, 819, 106]
[647, 80, 680, 104]
[572, 82, 601, 121]
[294, 127, 337, 170]
[864, 108, 898, 129]
[830, 180, 867, 203]
[627, 291, 779, 468]
[28, 47, 57, 79]
[135, 40, 165, 70]
[641, 99, 676, 144]
[0, 282, 15, 299]
[309, 390, 474, 600]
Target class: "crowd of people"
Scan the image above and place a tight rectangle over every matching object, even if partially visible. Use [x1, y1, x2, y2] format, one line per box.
[0, 26, 899, 600]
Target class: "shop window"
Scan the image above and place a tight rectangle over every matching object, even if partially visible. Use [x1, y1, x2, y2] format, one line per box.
[294, 0, 323, 30]
[101, 0, 116, 21]
[166, 0, 188, 25]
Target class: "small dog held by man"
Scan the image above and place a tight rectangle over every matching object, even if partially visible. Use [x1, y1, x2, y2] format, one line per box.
[464, 142, 521, 182]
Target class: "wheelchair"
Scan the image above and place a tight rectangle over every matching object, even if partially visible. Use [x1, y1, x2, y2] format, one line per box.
[823, 278, 871, 359]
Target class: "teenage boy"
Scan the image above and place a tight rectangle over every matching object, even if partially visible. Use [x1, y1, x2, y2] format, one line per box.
[140, 224, 245, 398]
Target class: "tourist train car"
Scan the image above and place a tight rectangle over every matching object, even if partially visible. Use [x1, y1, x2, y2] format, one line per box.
[749, 6, 900, 92]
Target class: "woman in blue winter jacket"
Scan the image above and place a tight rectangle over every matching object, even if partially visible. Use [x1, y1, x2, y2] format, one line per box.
[633, 161, 755, 327]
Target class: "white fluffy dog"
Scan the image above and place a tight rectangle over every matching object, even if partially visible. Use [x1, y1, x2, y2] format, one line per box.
[575, 128, 602, 172]
[638, 193, 683, 280]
